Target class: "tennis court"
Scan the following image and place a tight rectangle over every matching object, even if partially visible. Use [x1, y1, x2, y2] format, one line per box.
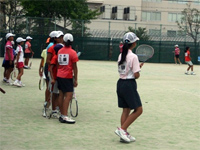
[0, 58, 199, 150]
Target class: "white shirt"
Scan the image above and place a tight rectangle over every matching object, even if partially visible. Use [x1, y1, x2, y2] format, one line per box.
[118, 50, 141, 79]
[15, 45, 24, 62]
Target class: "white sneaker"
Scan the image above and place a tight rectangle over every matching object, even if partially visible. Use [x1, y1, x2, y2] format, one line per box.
[120, 132, 136, 142]
[115, 128, 130, 143]
[60, 116, 75, 124]
[191, 72, 196, 75]
[13, 81, 18, 86]
[18, 81, 25, 87]
[42, 110, 46, 117]
[185, 71, 189, 75]
[51, 111, 59, 119]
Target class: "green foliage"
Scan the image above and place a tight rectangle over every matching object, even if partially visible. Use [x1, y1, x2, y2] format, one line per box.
[128, 26, 150, 41]
[19, 0, 100, 35]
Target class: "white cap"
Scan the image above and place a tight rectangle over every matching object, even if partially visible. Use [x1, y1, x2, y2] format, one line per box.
[6, 33, 15, 40]
[56, 31, 64, 38]
[26, 36, 33, 40]
[63, 33, 73, 42]
[175, 44, 178, 47]
[123, 32, 139, 44]
[16, 37, 26, 43]
[49, 31, 58, 38]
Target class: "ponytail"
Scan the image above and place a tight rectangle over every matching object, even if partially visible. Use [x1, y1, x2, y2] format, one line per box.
[118, 40, 132, 66]
[185, 46, 189, 53]
[65, 40, 73, 47]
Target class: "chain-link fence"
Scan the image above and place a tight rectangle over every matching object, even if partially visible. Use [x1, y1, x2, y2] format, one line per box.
[0, 16, 199, 64]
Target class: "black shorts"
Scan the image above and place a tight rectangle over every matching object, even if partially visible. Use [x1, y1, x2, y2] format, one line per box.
[44, 63, 49, 81]
[57, 77, 73, 93]
[117, 79, 142, 110]
[24, 53, 32, 58]
[175, 55, 179, 58]
[2, 60, 14, 69]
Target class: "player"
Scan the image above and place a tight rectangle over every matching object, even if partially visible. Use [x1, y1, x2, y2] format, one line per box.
[48, 31, 64, 118]
[57, 33, 78, 124]
[13, 37, 26, 87]
[2, 33, 15, 83]
[173, 45, 182, 64]
[185, 46, 196, 75]
[24, 36, 34, 69]
[115, 32, 143, 143]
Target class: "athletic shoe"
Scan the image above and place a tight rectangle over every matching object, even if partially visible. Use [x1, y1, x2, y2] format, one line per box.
[60, 116, 75, 124]
[42, 110, 46, 117]
[185, 71, 189, 75]
[115, 128, 130, 143]
[24, 66, 29, 69]
[51, 111, 59, 119]
[13, 81, 18, 86]
[120, 132, 136, 142]
[18, 81, 25, 87]
[191, 72, 196, 75]
[3, 78, 7, 83]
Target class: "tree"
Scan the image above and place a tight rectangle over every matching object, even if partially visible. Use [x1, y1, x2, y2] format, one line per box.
[19, 0, 100, 35]
[176, 4, 200, 47]
[128, 26, 149, 41]
[0, 0, 25, 33]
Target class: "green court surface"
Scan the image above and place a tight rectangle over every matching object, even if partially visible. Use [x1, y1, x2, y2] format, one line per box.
[0, 58, 200, 150]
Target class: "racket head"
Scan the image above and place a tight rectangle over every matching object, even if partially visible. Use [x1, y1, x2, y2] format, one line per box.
[135, 44, 154, 62]
[11, 68, 17, 81]
[70, 96, 78, 117]
[44, 101, 52, 119]
[39, 77, 45, 90]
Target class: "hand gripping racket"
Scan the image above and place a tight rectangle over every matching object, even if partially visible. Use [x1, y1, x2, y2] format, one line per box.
[135, 44, 154, 62]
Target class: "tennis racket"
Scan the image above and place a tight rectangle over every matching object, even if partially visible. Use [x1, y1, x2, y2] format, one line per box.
[29, 55, 33, 68]
[11, 66, 17, 81]
[135, 44, 154, 62]
[44, 100, 52, 119]
[0, 87, 6, 94]
[39, 76, 45, 90]
[70, 91, 78, 117]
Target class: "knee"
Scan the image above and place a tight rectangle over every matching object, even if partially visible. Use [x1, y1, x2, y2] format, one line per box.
[135, 106, 143, 116]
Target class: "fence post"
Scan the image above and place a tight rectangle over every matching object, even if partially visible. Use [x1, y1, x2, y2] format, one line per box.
[82, 20, 84, 37]
[108, 21, 111, 38]
[159, 24, 162, 63]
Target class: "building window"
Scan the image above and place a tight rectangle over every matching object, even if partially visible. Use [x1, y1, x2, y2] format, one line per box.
[168, 13, 182, 22]
[143, 0, 162, 2]
[142, 12, 161, 21]
[194, 0, 200, 5]
[167, 30, 176, 37]
[169, 0, 187, 4]
[149, 29, 161, 36]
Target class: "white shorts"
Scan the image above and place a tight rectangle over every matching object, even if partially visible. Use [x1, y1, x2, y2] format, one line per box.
[48, 72, 59, 94]
[185, 61, 193, 66]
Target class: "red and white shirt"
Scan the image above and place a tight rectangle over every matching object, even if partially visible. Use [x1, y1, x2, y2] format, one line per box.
[118, 50, 141, 79]
[57, 46, 79, 79]
[16, 45, 24, 62]
[5, 40, 14, 61]
[185, 50, 191, 61]
[174, 47, 180, 55]
[25, 41, 31, 53]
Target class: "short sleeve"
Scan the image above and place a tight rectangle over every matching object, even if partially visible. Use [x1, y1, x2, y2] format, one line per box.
[72, 51, 79, 63]
[131, 55, 141, 73]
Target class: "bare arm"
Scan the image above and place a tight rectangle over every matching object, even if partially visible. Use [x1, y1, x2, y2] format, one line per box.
[46, 53, 52, 65]
[39, 58, 44, 77]
[49, 64, 55, 84]
[73, 62, 78, 87]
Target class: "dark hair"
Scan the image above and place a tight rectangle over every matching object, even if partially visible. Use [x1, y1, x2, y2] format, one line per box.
[118, 40, 132, 66]
[185, 46, 189, 52]
[65, 40, 73, 47]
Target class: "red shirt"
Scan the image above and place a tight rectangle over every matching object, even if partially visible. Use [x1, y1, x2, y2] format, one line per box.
[25, 41, 31, 53]
[119, 43, 123, 53]
[5, 41, 14, 60]
[185, 50, 190, 61]
[50, 55, 58, 80]
[57, 46, 79, 79]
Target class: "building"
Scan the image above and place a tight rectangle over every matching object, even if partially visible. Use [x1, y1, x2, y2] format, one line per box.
[86, 0, 200, 40]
